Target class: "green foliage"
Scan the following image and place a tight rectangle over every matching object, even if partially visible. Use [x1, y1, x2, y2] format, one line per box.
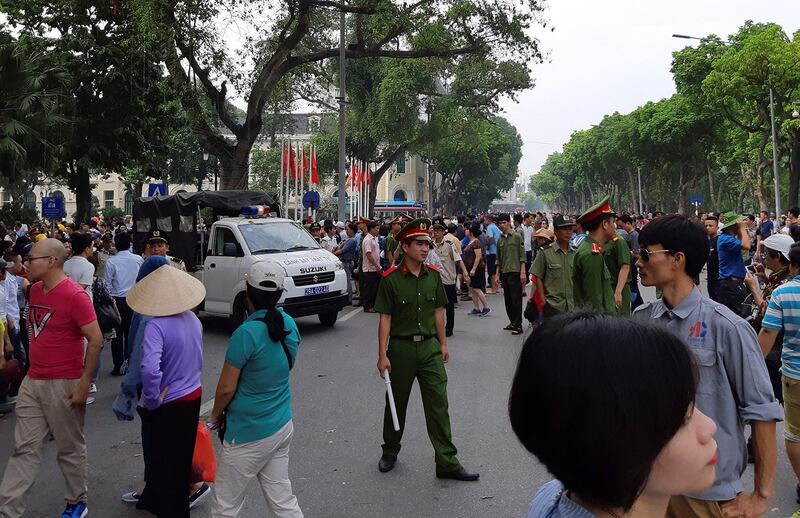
[531, 21, 800, 215]
[0, 204, 39, 226]
[101, 206, 124, 224]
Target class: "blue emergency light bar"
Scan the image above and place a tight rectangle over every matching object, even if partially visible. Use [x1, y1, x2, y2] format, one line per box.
[241, 205, 271, 217]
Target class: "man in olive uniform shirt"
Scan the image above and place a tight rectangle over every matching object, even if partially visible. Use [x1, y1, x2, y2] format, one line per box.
[496, 213, 527, 334]
[604, 228, 632, 316]
[386, 214, 412, 265]
[374, 218, 479, 481]
[531, 214, 576, 317]
[572, 196, 618, 311]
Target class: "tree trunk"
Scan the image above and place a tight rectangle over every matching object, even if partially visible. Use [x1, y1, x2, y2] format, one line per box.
[626, 168, 637, 213]
[73, 163, 92, 223]
[706, 157, 718, 212]
[219, 141, 253, 190]
[676, 168, 686, 215]
[366, 145, 407, 217]
[789, 134, 800, 209]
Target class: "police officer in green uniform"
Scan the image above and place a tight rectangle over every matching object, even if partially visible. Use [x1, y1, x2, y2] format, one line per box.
[531, 214, 576, 318]
[604, 229, 632, 316]
[374, 218, 479, 481]
[572, 196, 617, 311]
[386, 214, 413, 266]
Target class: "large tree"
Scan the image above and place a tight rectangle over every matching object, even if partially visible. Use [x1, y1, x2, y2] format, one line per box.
[125, 0, 544, 190]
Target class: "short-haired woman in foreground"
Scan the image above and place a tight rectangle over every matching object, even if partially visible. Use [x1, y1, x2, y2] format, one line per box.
[509, 311, 717, 518]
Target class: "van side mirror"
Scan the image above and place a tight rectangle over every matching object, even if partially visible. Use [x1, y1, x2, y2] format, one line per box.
[222, 242, 241, 257]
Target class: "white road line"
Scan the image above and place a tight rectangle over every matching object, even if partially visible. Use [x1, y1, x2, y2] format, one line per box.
[338, 307, 362, 322]
[199, 398, 215, 417]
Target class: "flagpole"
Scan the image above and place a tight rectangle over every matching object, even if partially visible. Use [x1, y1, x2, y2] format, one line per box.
[367, 163, 371, 219]
[298, 143, 306, 219]
[279, 139, 284, 218]
[285, 139, 290, 220]
[294, 142, 299, 222]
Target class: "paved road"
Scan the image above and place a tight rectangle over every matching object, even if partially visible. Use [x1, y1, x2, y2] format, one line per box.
[1, 282, 799, 517]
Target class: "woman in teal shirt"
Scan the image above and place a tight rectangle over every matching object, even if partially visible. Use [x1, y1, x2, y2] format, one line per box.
[209, 261, 304, 518]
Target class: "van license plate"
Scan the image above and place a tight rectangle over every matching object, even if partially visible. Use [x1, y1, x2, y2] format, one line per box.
[305, 285, 330, 296]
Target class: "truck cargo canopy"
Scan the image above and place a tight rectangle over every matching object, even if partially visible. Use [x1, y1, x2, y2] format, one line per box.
[133, 190, 280, 271]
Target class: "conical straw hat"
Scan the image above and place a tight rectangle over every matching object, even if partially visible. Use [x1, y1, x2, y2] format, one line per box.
[126, 265, 206, 317]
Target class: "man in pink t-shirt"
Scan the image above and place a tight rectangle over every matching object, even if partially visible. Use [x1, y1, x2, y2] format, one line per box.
[0, 238, 102, 518]
[360, 221, 382, 312]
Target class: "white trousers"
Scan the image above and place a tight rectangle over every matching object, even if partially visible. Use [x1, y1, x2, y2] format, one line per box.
[211, 420, 303, 518]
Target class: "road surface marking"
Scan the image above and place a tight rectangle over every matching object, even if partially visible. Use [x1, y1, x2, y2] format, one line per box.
[339, 307, 362, 322]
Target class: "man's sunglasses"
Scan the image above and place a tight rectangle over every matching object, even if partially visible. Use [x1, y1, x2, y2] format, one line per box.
[640, 248, 674, 262]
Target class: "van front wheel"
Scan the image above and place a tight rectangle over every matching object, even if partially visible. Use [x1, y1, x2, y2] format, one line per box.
[318, 311, 337, 327]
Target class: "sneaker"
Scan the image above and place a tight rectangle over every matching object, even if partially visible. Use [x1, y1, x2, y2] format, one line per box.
[62, 502, 88, 518]
[467, 309, 482, 316]
[480, 307, 491, 316]
[189, 482, 211, 508]
[121, 491, 140, 504]
[89, 383, 97, 394]
[502, 324, 515, 331]
[511, 327, 524, 335]
[85, 396, 95, 405]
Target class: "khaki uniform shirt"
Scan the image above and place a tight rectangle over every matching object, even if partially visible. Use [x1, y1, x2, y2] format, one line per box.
[373, 260, 448, 338]
[531, 243, 575, 312]
[433, 239, 461, 285]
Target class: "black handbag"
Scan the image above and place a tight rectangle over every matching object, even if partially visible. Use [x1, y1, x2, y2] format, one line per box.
[218, 336, 293, 443]
[92, 278, 121, 333]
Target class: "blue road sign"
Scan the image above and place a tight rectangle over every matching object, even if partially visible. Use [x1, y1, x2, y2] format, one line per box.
[303, 191, 321, 210]
[42, 197, 65, 219]
[147, 183, 167, 197]
[690, 194, 703, 205]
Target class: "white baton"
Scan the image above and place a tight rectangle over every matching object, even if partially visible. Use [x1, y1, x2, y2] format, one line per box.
[384, 369, 400, 432]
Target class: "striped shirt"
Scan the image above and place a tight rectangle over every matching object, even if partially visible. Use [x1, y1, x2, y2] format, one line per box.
[762, 275, 800, 380]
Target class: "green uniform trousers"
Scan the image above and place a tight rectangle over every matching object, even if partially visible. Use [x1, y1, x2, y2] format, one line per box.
[382, 337, 461, 473]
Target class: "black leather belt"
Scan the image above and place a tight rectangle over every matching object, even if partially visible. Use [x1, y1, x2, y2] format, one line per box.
[396, 335, 436, 342]
[720, 277, 743, 284]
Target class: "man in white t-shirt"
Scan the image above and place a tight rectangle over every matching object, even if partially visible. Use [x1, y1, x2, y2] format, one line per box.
[63, 233, 96, 300]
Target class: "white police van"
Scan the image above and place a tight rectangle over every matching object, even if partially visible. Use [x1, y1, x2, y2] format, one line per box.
[196, 208, 349, 327]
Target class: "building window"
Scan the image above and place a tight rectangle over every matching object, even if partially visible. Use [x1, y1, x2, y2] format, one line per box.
[124, 190, 135, 215]
[103, 190, 115, 209]
[308, 116, 321, 133]
[1, 191, 10, 206]
[395, 154, 406, 175]
[393, 189, 407, 201]
[24, 191, 35, 208]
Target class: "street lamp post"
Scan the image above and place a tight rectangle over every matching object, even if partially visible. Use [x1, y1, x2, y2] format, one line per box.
[337, 11, 347, 222]
[673, 33, 782, 218]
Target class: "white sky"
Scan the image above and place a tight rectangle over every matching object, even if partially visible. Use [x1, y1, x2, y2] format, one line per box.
[501, 0, 800, 186]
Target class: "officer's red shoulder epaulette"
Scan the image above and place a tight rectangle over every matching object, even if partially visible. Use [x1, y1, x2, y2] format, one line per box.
[382, 265, 398, 278]
[426, 264, 441, 273]
[591, 243, 604, 254]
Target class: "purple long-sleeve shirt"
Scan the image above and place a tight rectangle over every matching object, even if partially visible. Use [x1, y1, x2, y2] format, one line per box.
[139, 311, 203, 411]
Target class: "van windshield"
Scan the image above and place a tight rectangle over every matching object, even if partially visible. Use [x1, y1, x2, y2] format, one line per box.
[239, 221, 320, 254]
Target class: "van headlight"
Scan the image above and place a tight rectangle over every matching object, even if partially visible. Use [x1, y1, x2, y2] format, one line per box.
[335, 260, 344, 271]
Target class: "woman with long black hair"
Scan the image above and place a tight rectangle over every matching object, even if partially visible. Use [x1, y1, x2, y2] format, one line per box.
[209, 261, 303, 518]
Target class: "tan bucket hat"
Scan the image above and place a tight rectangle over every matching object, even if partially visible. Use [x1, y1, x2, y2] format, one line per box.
[126, 265, 206, 317]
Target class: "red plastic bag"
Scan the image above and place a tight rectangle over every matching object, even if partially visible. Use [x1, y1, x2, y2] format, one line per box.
[191, 422, 217, 483]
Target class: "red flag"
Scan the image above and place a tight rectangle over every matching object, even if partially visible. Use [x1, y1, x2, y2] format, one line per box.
[302, 145, 308, 177]
[311, 146, 319, 185]
[347, 162, 355, 188]
[288, 143, 297, 180]
[356, 162, 363, 191]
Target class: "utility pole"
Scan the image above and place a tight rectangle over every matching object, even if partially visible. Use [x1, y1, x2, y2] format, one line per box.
[337, 10, 347, 222]
[770, 87, 781, 218]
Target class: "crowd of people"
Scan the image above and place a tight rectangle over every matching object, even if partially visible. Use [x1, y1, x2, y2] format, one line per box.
[3, 199, 800, 517]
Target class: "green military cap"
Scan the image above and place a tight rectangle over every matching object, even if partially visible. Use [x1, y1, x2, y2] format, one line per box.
[309, 222, 321, 231]
[390, 214, 413, 226]
[396, 217, 433, 243]
[577, 195, 616, 226]
[720, 211, 745, 230]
